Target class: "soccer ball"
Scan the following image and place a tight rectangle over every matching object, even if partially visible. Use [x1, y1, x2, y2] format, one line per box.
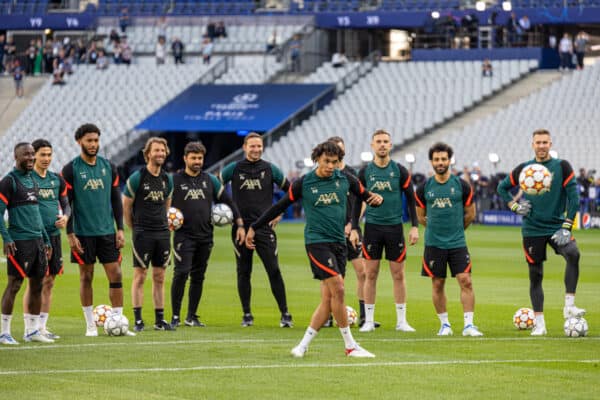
[335, 306, 359, 327]
[518, 163, 552, 196]
[93, 304, 113, 327]
[346, 306, 358, 327]
[211, 203, 233, 226]
[564, 317, 588, 337]
[513, 307, 536, 330]
[167, 207, 184, 231]
[104, 314, 130, 336]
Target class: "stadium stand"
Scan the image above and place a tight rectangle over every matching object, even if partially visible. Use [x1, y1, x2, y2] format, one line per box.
[302, 61, 361, 84]
[0, 61, 219, 174]
[394, 65, 600, 175]
[262, 59, 537, 174]
[96, 23, 303, 54]
[214, 55, 284, 83]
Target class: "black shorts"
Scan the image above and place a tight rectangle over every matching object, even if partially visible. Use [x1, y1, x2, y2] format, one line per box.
[47, 234, 63, 275]
[522, 235, 577, 264]
[172, 234, 213, 275]
[7, 238, 48, 279]
[422, 246, 472, 278]
[346, 227, 363, 261]
[305, 242, 347, 280]
[132, 230, 171, 268]
[362, 223, 406, 262]
[70, 234, 121, 265]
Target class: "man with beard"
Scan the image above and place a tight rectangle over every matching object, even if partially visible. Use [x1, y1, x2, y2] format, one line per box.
[123, 138, 174, 332]
[0, 143, 53, 344]
[414, 142, 483, 337]
[170, 141, 243, 328]
[62, 123, 133, 337]
[497, 129, 584, 336]
[358, 130, 419, 333]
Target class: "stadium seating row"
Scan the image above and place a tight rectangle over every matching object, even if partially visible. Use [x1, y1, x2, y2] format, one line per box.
[0, 62, 218, 173]
[97, 24, 302, 54]
[394, 64, 600, 175]
[262, 59, 537, 174]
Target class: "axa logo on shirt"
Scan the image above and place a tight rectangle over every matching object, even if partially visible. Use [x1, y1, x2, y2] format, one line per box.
[240, 179, 262, 190]
[184, 188, 206, 200]
[26, 191, 37, 201]
[83, 179, 104, 191]
[314, 192, 340, 206]
[144, 191, 165, 202]
[432, 198, 453, 208]
[370, 181, 392, 192]
[38, 188, 55, 199]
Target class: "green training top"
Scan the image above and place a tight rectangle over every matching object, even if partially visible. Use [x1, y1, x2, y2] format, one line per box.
[32, 170, 67, 237]
[497, 157, 579, 237]
[0, 168, 49, 244]
[358, 161, 411, 225]
[62, 156, 119, 236]
[415, 175, 473, 249]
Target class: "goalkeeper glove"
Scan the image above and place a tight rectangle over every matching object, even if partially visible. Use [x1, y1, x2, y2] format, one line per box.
[510, 200, 531, 216]
[551, 221, 573, 247]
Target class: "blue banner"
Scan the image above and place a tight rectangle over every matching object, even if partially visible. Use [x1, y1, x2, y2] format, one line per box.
[315, 7, 600, 29]
[0, 13, 95, 30]
[136, 84, 334, 133]
[481, 211, 523, 226]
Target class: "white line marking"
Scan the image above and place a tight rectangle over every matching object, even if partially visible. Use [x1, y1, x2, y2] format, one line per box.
[0, 336, 597, 352]
[0, 359, 598, 376]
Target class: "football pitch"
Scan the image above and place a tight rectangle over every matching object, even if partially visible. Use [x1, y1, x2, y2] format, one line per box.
[1, 224, 598, 399]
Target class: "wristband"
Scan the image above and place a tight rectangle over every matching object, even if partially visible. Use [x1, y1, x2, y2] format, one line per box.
[561, 221, 573, 231]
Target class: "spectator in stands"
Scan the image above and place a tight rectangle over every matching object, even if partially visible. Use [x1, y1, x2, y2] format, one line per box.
[34, 39, 43, 75]
[87, 41, 98, 64]
[156, 37, 167, 65]
[62, 37, 73, 60]
[96, 49, 108, 70]
[13, 59, 24, 98]
[63, 48, 75, 75]
[120, 37, 133, 66]
[206, 22, 216, 39]
[157, 16, 168, 40]
[202, 37, 213, 65]
[52, 53, 65, 85]
[266, 29, 278, 54]
[110, 29, 121, 46]
[76, 39, 87, 64]
[4, 36, 16, 72]
[331, 51, 348, 68]
[215, 21, 227, 39]
[558, 33, 573, 71]
[113, 41, 122, 65]
[0, 34, 5, 74]
[577, 168, 592, 214]
[172, 37, 185, 64]
[518, 15, 531, 46]
[574, 31, 589, 70]
[505, 12, 519, 47]
[26, 40, 37, 75]
[482, 58, 493, 77]
[119, 7, 130, 34]
[289, 34, 301, 72]
[43, 42, 54, 74]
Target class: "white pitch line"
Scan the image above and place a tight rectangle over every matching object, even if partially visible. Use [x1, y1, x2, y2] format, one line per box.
[0, 336, 597, 352]
[1, 359, 598, 376]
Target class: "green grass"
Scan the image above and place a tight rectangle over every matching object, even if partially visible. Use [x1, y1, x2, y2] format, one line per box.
[1, 224, 599, 399]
